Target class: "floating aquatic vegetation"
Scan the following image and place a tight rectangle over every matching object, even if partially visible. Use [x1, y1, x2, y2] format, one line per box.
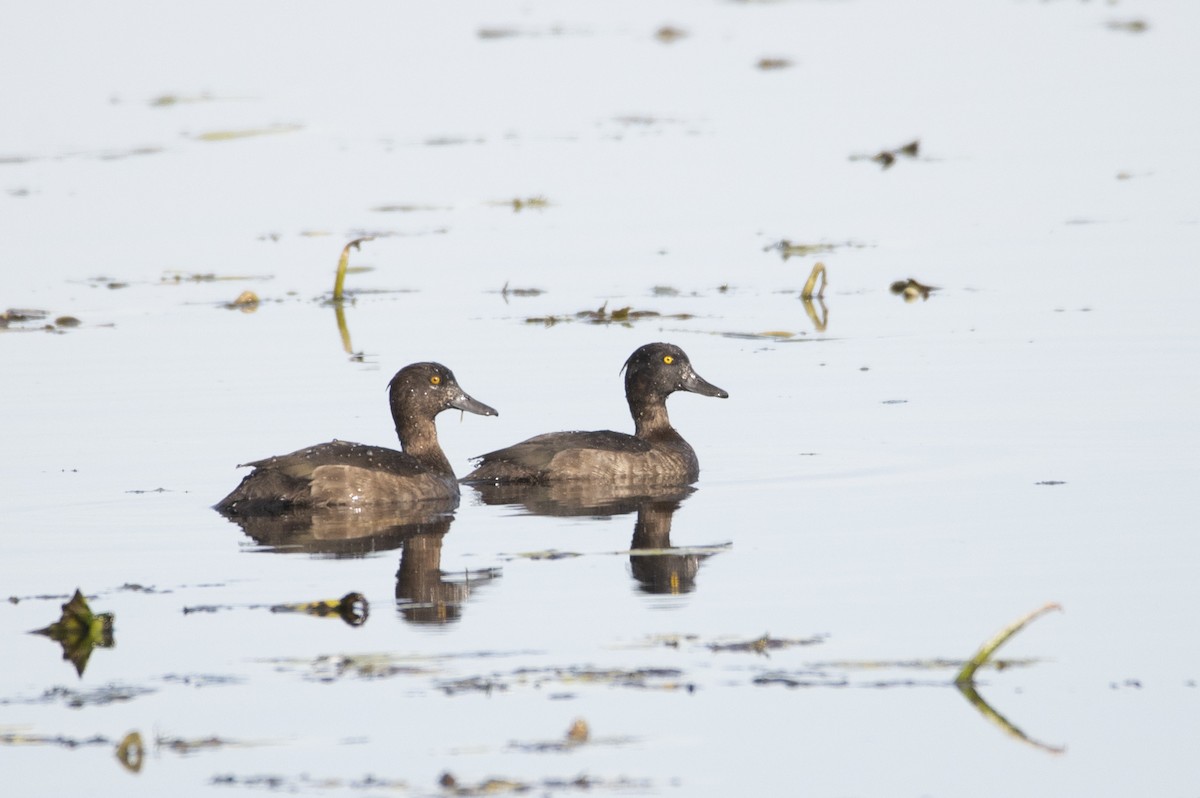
[654, 25, 687, 43]
[762, 239, 842, 260]
[259, 651, 465, 683]
[890, 277, 938, 302]
[524, 666, 692, 692]
[440, 666, 693, 697]
[161, 271, 271, 284]
[1, 308, 45, 330]
[476, 27, 521, 39]
[487, 195, 549, 212]
[508, 718, 641, 753]
[0, 731, 112, 749]
[708, 633, 827, 655]
[756, 57, 793, 70]
[183, 592, 369, 627]
[505, 549, 584, 561]
[439, 771, 652, 796]
[851, 138, 921, 169]
[476, 25, 582, 40]
[212, 772, 411, 791]
[194, 124, 303, 142]
[628, 632, 825, 654]
[0, 308, 87, 333]
[370, 203, 450, 213]
[525, 301, 693, 327]
[1106, 19, 1148, 34]
[566, 718, 589, 743]
[160, 673, 243, 688]
[438, 675, 509, 696]
[270, 592, 369, 626]
[117, 582, 168, 593]
[612, 114, 673, 126]
[497, 281, 545, 300]
[156, 734, 244, 754]
[0, 683, 157, 709]
[225, 290, 259, 311]
[95, 146, 164, 161]
[423, 135, 485, 147]
[30, 590, 114, 676]
[719, 330, 812, 341]
[148, 92, 222, 107]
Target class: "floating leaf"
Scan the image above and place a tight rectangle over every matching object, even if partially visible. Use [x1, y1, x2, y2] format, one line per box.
[890, 277, 938, 302]
[226, 290, 259, 311]
[566, 718, 590, 743]
[30, 589, 114, 676]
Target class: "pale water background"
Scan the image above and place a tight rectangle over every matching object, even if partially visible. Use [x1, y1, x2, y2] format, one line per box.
[3, 1, 1200, 795]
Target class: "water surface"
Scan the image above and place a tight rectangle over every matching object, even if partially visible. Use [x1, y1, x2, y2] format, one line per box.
[3, 1, 1199, 795]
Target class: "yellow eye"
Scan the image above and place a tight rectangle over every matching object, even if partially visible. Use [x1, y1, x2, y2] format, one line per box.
[430, 375, 441, 385]
[663, 355, 674, 365]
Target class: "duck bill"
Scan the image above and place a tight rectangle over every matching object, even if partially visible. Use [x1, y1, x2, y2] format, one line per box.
[450, 389, 499, 417]
[681, 367, 729, 399]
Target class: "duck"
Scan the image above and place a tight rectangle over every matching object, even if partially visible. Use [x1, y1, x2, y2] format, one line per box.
[216, 362, 496, 514]
[462, 343, 726, 485]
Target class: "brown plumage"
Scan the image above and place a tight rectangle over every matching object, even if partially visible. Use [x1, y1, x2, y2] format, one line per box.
[462, 343, 726, 486]
[216, 363, 496, 515]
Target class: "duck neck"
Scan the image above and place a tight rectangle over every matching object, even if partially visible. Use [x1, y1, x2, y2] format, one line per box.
[396, 415, 453, 474]
[630, 394, 680, 442]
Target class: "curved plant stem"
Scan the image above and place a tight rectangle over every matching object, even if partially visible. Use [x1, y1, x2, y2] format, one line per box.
[333, 237, 374, 302]
[801, 261, 827, 300]
[955, 602, 1062, 685]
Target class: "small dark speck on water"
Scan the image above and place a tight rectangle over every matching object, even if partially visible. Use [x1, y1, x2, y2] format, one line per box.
[859, 366, 870, 371]
[1035, 480, 1067, 486]
[881, 399, 908, 405]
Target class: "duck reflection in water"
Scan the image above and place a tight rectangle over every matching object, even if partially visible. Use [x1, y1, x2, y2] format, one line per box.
[469, 482, 714, 596]
[218, 499, 498, 625]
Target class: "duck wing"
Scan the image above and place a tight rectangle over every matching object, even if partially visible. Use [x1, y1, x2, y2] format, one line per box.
[464, 430, 651, 482]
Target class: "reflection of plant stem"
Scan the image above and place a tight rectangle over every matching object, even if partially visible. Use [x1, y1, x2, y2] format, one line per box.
[333, 237, 374, 302]
[956, 681, 1066, 755]
[801, 261, 827, 300]
[800, 296, 828, 332]
[956, 602, 1061, 685]
[334, 302, 354, 355]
